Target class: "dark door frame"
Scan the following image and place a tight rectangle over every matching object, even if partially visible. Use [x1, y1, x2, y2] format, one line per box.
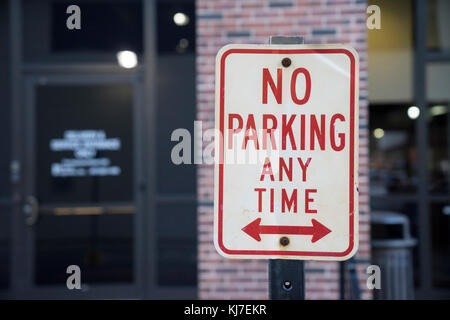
[7, 0, 149, 299]
[369, 0, 450, 300]
[7, 0, 197, 299]
[413, 0, 450, 299]
[368, 0, 450, 299]
[11, 72, 144, 299]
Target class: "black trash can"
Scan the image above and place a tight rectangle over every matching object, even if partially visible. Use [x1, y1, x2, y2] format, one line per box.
[371, 211, 417, 300]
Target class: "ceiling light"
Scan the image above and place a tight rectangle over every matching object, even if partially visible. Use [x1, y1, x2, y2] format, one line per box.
[173, 12, 189, 26]
[116, 50, 138, 69]
[373, 128, 384, 139]
[430, 105, 448, 117]
[407, 106, 420, 120]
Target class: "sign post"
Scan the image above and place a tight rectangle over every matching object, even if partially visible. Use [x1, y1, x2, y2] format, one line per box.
[268, 36, 305, 300]
[214, 35, 359, 299]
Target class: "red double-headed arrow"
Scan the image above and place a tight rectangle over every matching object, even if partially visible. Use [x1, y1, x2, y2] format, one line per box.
[242, 218, 331, 243]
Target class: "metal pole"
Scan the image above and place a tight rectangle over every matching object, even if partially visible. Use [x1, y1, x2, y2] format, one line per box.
[414, 0, 432, 293]
[347, 258, 361, 300]
[339, 261, 346, 299]
[268, 35, 305, 300]
[269, 259, 305, 300]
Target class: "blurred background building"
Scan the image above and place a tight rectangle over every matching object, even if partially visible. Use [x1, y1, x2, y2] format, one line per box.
[0, 0, 448, 299]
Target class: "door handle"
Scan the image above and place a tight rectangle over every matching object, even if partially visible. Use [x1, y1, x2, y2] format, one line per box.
[24, 195, 39, 226]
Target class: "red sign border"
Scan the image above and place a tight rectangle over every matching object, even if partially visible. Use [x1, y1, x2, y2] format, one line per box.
[217, 48, 357, 257]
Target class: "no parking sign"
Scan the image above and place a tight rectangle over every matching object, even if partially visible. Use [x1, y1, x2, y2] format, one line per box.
[214, 44, 359, 261]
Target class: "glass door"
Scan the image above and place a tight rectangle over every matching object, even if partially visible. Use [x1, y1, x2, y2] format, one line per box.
[426, 63, 450, 292]
[414, 0, 450, 298]
[17, 74, 143, 298]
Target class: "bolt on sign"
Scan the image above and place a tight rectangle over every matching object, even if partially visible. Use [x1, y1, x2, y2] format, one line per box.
[214, 44, 359, 260]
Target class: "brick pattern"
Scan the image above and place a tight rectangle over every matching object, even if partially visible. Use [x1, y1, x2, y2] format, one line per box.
[196, 0, 370, 300]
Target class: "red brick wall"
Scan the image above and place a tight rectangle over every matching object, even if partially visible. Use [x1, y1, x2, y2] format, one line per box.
[196, 0, 370, 300]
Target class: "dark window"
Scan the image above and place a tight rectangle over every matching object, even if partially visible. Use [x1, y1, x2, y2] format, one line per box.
[369, 104, 417, 195]
[431, 202, 450, 288]
[35, 84, 134, 204]
[156, 203, 197, 286]
[35, 213, 133, 285]
[427, 0, 450, 52]
[51, 2, 143, 53]
[22, 0, 142, 63]
[155, 0, 197, 287]
[34, 83, 135, 285]
[157, 1, 195, 54]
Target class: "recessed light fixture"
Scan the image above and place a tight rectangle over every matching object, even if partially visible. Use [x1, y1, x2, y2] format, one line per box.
[179, 38, 189, 49]
[407, 106, 420, 120]
[173, 12, 189, 26]
[117, 50, 138, 69]
[176, 38, 189, 53]
[373, 128, 385, 139]
[430, 105, 448, 117]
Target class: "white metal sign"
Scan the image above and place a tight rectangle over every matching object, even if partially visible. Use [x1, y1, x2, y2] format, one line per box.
[214, 44, 359, 260]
